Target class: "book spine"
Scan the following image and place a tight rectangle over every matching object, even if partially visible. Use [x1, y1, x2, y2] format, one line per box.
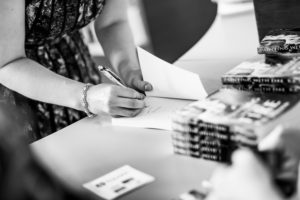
[172, 121, 201, 134]
[173, 146, 201, 158]
[198, 121, 231, 144]
[197, 120, 233, 162]
[172, 139, 200, 149]
[221, 76, 252, 85]
[201, 153, 226, 162]
[172, 116, 234, 162]
[258, 44, 300, 55]
[172, 132, 200, 143]
[287, 77, 300, 85]
[222, 84, 300, 93]
[257, 46, 281, 54]
[172, 108, 259, 163]
[222, 76, 294, 85]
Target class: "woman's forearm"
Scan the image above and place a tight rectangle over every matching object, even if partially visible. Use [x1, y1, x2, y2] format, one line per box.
[0, 58, 84, 111]
[95, 20, 139, 76]
[93, 0, 153, 93]
[94, 0, 139, 77]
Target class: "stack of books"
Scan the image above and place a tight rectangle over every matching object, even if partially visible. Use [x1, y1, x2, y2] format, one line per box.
[222, 29, 300, 93]
[257, 28, 300, 57]
[172, 89, 299, 162]
[221, 57, 300, 93]
[172, 29, 300, 163]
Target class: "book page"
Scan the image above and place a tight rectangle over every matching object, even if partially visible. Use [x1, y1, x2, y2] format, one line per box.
[112, 97, 192, 130]
[137, 47, 207, 100]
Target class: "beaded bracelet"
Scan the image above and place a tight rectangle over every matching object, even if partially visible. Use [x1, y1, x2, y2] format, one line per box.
[81, 83, 96, 118]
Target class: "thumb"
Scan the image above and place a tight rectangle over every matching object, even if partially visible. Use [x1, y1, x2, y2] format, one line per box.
[132, 78, 153, 92]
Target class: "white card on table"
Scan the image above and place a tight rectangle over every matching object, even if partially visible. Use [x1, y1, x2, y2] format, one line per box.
[83, 165, 155, 200]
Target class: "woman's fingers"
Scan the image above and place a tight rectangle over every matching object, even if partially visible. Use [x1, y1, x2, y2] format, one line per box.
[108, 97, 145, 117]
[112, 98, 146, 109]
[132, 78, 153, 92]
[115, 86, 145, 99]
[87, 84, 146, 117]
[111, 107, 143, 117]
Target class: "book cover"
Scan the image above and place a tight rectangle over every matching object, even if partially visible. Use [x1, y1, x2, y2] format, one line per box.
[221, 57, 300, 93]
[257, 28, 300, 56]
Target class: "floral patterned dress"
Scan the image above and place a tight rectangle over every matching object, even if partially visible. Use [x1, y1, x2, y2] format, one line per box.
[0, 0, 105, 142]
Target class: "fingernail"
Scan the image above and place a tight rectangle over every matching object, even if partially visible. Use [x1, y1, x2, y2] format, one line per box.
[145, 84, 152, 91]
[140, 94, 146, 99]
[143, 102, 147, 108]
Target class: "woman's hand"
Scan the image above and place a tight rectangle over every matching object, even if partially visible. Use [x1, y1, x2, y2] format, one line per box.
[86, 83, 146, 117]
[205, 149, 282, 200]
[122, 69, 153, 93]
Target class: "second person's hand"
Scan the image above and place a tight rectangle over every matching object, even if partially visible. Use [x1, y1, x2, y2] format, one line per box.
[205, 149, 282, 200]
[86, 83, 146, 117]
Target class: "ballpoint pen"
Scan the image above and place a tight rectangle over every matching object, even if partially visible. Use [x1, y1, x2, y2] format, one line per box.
[98, 65, 126, 88]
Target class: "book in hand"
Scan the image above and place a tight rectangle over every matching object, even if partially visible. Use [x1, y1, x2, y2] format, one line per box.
[171, 89, 300, 162]
[257, 28, 300, 56]
[221, 56, 300, 93]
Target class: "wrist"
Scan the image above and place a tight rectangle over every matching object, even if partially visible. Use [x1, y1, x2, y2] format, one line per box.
[81, 83, 96, 118]
[66, 82, 85, 111]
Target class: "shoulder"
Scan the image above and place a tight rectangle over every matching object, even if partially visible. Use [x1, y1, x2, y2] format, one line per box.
[0, 0, 25, 33]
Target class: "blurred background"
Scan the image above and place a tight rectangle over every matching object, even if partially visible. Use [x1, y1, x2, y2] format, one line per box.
[82, 0, 218, 64]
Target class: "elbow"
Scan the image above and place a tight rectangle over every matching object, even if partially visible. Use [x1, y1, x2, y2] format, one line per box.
[0, 55, 27, 70]
[95, 19, 128, 33]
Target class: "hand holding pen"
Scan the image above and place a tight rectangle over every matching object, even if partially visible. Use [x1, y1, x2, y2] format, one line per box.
[98, 65, 127, 88]
[99, 65, 153, 93]
[82, 65, 146, 117]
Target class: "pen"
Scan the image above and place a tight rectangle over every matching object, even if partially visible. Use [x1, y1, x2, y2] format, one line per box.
[98, 65, 147, 102]
[98, 65, 126, 88]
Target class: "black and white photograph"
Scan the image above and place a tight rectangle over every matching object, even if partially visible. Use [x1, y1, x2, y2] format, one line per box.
[1, 0, 300, 200]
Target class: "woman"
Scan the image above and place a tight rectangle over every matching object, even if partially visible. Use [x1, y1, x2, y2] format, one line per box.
[0, 0, 153, 141]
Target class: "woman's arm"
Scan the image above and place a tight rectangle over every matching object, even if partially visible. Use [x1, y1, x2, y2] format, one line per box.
[94, 0, 152, 93]
[0, 0, 84, 111]
[0, 0, 145, 117]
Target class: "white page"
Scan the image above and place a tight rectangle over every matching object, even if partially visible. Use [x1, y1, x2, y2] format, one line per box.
[217, 1, 254, 16]
[112, 97, 192, 130]
[112, 48, 207, 130]
[137, 47, 207, 100]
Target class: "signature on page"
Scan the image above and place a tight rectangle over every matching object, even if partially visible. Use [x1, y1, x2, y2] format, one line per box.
[143, 105, 163, 115]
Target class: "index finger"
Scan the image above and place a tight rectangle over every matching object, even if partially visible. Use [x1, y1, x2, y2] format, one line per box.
[115, 86, 145, 99]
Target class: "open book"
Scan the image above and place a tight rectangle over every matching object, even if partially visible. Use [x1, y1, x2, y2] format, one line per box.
[112, 48, 207, 130]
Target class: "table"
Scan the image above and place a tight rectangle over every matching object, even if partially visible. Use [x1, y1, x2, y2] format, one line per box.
[31, 12, 260, 200]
